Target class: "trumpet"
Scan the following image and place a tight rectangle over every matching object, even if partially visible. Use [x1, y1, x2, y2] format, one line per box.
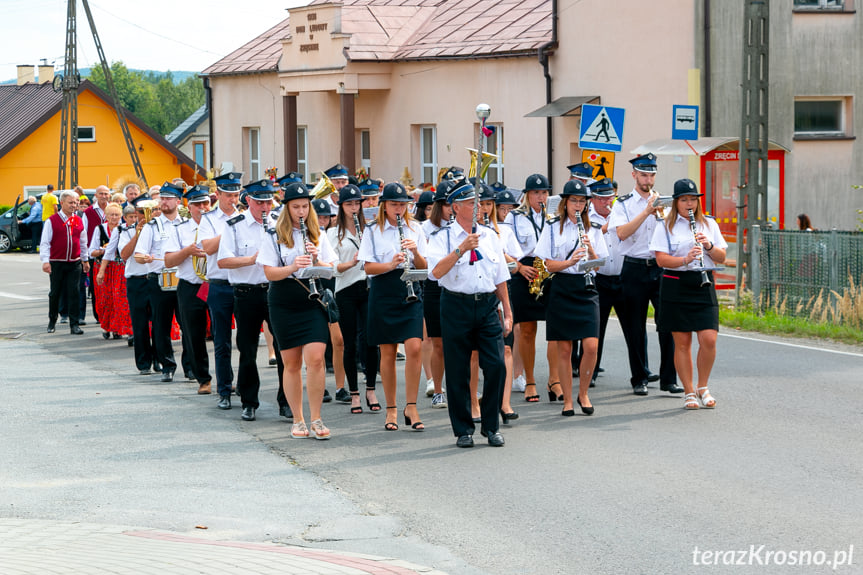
[575, 215, 596, 291]
[688, 208, 712, 287]
[298, 217, 321, 301]
[191, 227, 207, 281]
[135, 200, 159, 235]
[651, 189, 673, 221]
[396, 214, 419, 303]
[312, 174, 336, 200]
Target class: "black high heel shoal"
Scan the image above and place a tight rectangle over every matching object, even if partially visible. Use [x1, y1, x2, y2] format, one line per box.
[403, 402, 425, 431]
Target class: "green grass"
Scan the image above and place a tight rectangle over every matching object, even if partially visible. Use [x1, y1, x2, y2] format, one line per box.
[718, 305, 863, 345]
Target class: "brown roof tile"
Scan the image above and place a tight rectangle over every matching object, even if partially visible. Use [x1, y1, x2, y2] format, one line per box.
[201, 18, 291, 77]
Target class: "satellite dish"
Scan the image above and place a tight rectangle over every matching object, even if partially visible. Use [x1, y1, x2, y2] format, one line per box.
[52, 74, 63, 92]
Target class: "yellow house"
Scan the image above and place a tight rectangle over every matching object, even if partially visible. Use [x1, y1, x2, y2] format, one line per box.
[0, 79, 203, 205]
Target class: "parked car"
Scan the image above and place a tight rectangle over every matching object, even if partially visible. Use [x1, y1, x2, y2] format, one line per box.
[0, 195, 36, 253]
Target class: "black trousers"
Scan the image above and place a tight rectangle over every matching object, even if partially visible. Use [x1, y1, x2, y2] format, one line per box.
[126, 275, 154, 371]
[440, 290, 505, 437]
[619, 261, 676, 387]
[58, 268, 87, 321]
[336, 281, 379, 392]
[233, 284, 272, 409]
[48, 260, 81, 329]
[146, 275, 178, 375]
[28, 221, 42, 252]
[207, 281, 235, 398]
[593, 273, 630, 377]
[177, 279, 211, 385]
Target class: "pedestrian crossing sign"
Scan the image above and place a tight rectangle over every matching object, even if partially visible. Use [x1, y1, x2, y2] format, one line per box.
[581, 150, 615, 180]
[579, 104, 625, 153]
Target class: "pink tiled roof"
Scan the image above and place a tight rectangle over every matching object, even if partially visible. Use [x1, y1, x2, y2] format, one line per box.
[201, 18, 291, 76]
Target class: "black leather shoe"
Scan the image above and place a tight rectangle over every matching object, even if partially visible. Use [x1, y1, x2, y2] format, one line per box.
[70, 326, 84, 335]
[500, 409, 519, 424]
[633, 383, 648, 396]
[127, 336, 134, 347]
[217, 396, 231, 410]
[456, 435, 474, 448]
[47, 322, 56, 333]
[660, 382, 685, 394]
[335, 387, 351, 403]
[647, 372, 660, 383]
[279, 404, 293, 419]
[322, 388, 332, 403]
[484, 431, 505, 447]
[78, 320, 87, 326]
[241, 406, 256, 421]
[161, 370, 174, 383]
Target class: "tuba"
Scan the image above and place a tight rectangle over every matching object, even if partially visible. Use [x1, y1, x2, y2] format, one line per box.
[467, 148, 498, 180]
[312, 174, 336, 200]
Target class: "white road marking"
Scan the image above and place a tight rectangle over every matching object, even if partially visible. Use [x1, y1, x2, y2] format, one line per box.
[0, 291, 40, 301]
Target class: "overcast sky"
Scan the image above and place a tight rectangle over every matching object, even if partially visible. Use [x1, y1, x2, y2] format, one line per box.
[1, 0, 307, 82]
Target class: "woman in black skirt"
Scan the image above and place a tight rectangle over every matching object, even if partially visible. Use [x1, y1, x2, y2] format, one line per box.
[327, 184, 381, 414]
[259, 183, 337, 439]
[357, 182, 428, 431]
[649, 178, 726, 410]
[420, 181, 454, 408]
[535, 180, 607, 416]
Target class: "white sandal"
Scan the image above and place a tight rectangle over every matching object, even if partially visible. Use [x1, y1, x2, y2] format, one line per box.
[697, 387, 716, 409]
[309, 419, 331, 440]
[291, 421, 309, 439]
[683, 393, 700, 410]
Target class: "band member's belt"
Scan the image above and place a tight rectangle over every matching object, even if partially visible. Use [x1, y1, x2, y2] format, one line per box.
[623, 256, 657, 267]
[442, 288, 496, 302]
[146, 273, 159, 280]
[208, 278, 230, 286]
[232, 282, 269, 290]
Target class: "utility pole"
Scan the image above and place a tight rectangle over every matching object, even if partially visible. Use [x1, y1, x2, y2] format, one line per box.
[736, 0, 769, 304]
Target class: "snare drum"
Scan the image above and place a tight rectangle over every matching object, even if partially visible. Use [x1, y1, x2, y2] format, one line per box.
[158, 267, 179, 291]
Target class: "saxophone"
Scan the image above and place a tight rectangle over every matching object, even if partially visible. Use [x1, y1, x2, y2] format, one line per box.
[528, 201, 552, 299]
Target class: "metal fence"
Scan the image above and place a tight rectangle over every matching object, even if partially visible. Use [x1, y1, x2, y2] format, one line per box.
[751, 226, 863, 321]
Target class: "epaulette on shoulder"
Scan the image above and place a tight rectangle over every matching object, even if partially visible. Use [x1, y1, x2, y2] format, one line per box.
[175, 218, 189, 225]
[266, 228, 277, 235]
[429, 223, 450, 236]
[147, 218, 157, 225]
[226, 215, 244, 226]
[590, 221, 602, 229]
[202, 209, 216, 217]
[546, 215, 560, 224]
[617, 193, 633, 202]
[704, 214, 716, 220]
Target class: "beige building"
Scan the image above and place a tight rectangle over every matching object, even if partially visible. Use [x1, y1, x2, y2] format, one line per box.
[201, 0, 862, 231]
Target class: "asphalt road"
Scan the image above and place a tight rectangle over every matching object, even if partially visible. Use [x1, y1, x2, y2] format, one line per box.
[2, 251, 862, 574]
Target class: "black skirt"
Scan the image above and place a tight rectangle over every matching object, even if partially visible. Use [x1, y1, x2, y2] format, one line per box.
[657, 270, 719, 332]
[423, 279, 443, 337]
[545, 273, 600, 341]
[368, 269, 424, 345]
[511, 256, 548, 324]
[268, 278, 329, 350]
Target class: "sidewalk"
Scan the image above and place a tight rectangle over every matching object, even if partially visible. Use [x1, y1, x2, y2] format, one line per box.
[0, 519, 445, 575]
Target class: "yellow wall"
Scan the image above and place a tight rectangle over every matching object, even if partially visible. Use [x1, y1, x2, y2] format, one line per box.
[0, 89, 187, 205]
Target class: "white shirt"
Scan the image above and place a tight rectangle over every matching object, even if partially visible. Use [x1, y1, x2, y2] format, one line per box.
[39, 211, 89, 263]
[217, 211, 270, 285]
[82, 205, 106, 241]
[588, 205, 624, 276]
[87, 222, 114, 259]
[649, 214, 727, 272]
[257, 226, 337, 277]
[197, 206, 240, 281]
[357, 218, 427, 277]
[607, 189, 659, 259]
[117, 227, 150, 278]
[496, 222, 524, 261]
[163, 218, 205, 284]
[504, 207, 548, 259]
[135, 214, 186, 274]
[327, 226, 366, 292]
[534, 216, 608, 275]
[426, 220, 510, 294]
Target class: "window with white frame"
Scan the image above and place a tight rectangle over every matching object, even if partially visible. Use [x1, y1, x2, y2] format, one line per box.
[420, 126, 437, 185]
[478, 123, 504, 185]
[297, 126, 308, 183]
[361, 130, 371, 175]
[793, 0, 848, 11]
[77, 126, 95, 142]
[794, 98, 851, 138]
[245, 127, 261, 181]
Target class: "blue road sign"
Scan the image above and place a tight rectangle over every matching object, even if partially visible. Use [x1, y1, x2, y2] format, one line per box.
[579, 104, 625, 153]
[672, 105, 699, 140]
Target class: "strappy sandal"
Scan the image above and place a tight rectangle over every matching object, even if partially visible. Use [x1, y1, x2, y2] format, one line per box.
[403, 402, 425, 431]
[365, 388, 382, 412]
[524, 383, 540, 403]
[683, 393, 700, 410]
[309, 419, 331, 440]
[350, 391, 363, 414]
[291, 421, 309, 438]
[547, 382, 563, 402]
[384, 406, 399, 431]
[697, 387, 716, 409]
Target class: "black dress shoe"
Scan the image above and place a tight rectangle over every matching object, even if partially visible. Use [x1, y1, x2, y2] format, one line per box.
[241, 406, 256, 421]
[78, 320, 87, 326]
[279, 404, 293, 419]
[161, 370, 174, 382]
[660, 382, 685, 394]
[127, 336, 134, 347]
[101, 331, 110, 340]
[597, 367, 605, 373]
[456, 435, 474, 448]
[268, 357, 277, 366]
[70, 326, 84, 335]
[47, 323, 56, 333]
[577, 397, 595, 416]
[484, 431, 505, 447]
[647, 372, 660, 383]
[500, 409, 519, 424]
[335, 387, 351, 403]
[217, 396, 231, 410]
[322, 388, 332, 403]
[633, 383, 648, 396]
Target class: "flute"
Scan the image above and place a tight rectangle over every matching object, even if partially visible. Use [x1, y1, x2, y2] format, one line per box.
[396, 214, 419, 303]
[687, 208, 711, 287]
[575, 215, 596, 291]
[298, 217, 321, 300]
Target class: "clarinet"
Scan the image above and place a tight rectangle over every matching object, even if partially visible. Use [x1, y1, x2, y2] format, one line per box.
[483, 213, 490, 226]
[352, 213, 363, 243]
[575, 215, 596, 291]
[687, 208, 712, 287]
[298, 217, 321, 301]
[396, 214, 419, 303]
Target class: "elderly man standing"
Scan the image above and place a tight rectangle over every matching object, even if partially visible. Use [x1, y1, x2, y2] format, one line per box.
[40, 190, 89, 334]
